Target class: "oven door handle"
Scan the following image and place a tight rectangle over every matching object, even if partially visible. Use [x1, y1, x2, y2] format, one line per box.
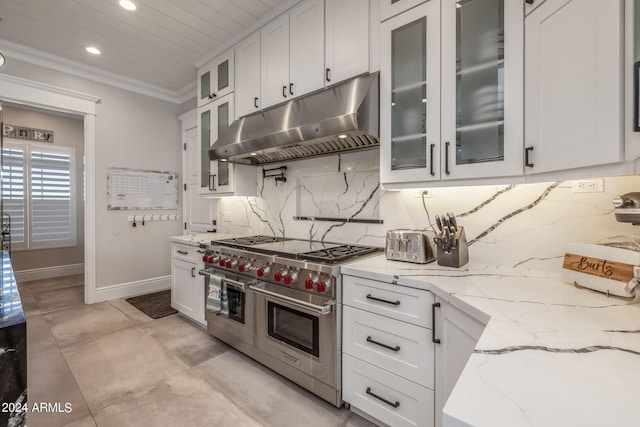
[223, 277, 248, 291]
[250, 284, 334, 315]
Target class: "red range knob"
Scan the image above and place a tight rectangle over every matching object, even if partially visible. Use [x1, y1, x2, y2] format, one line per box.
[257, 268, 265, 277]
[304, 279, 314, 289]
[225, 260, 232, 268]
[202, 255, 209, 262]
[317, 281, 327, 293]
[238, 263, 250, 272]
[274, 272, 283, 282]
[219, 259, 226, 267]
[284, 274, 293, 284]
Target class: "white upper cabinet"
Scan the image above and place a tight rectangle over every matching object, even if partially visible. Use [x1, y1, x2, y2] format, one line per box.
[625, 0, 640, 161]
[197, 49, 234, 108]
[261, 13, 291, 108]
[380, 1, 441, 185]
[381, 0, 522, 187]
[524, 0, 623, 175]
[380, 0, 427, 21]
[440, 0, 523, 180]
[261, 0, 325, 109]
[235, 32, 262, 118]
[325, 0, 370, 85]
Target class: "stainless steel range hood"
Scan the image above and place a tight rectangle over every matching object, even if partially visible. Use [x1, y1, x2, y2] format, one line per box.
[209, 72, 379, 165]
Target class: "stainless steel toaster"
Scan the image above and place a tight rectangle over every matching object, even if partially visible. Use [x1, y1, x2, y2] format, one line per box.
[385, 229, 436, 264]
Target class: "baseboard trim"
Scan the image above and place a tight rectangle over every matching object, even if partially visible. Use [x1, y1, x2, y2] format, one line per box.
[15, 263, 84, 283]
[94, 276, 170, 303]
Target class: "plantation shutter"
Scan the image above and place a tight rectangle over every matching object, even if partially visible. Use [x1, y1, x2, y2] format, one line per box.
[30, 147, 75, 248]
[1, 146, 26, 248]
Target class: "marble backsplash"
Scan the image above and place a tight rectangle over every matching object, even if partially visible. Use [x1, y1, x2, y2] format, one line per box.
[217, 150, 640, 272]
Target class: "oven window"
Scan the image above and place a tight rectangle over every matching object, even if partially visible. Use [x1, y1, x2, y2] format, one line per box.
[226, 286, 245, 324]
[267, 301, 319, 357]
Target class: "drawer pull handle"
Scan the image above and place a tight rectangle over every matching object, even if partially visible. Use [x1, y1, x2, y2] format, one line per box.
[432, 302, 441, 344]
[177, 250, 189, 255]
[366, 336, 400, 352]
[366, 387, 400, 408]
[366, 294, 400, 306]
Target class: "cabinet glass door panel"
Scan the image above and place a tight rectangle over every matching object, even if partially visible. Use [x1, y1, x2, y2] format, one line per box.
[200, 109, 211, 189]
[455, 0, 504, 165]
[216, 102, 230, 188]
[391, 17, 427, 170]
[200, 72, 211, 104]
[217, 60, 229, 92]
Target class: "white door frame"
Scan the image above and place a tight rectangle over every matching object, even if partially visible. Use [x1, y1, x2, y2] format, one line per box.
[0, 73, 100, 303]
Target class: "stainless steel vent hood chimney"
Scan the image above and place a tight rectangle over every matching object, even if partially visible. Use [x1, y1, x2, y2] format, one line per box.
[209, 72, 379, 165]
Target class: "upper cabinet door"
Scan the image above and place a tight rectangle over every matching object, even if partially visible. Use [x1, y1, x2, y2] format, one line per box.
[325, 0, 369, 85]
[235, 32, 262, 118]
[440, 0, 523, 180]
[198, 94, 234, 195]
[197, 49, 234, 108]
[380, 0, 427, 21]
[289, 0, 325, 98]
[524, 0, 623, 175]
[380, 1, 442, 185]
[261, 13, 291, 109]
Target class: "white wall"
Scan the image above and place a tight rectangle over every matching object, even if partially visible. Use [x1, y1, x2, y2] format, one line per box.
[218, 150, 640, 273]
[1, 59, 182, 290]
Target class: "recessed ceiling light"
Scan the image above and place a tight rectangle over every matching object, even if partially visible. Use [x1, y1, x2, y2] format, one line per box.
[119, 0, 137, 11]
[86, 46, 101, 55]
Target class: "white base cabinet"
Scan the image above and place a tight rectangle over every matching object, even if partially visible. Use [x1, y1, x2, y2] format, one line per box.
[434, 298, 486, 427]
[342, 274, 486, 427]
[170, 243, 206, 326]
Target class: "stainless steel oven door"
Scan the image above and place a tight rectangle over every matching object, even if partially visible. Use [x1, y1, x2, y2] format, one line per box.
[250, 282, 337, 387]
[200, 268, 255, 346]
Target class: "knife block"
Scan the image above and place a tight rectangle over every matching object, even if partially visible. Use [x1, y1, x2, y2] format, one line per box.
[436, 226, 469, 268]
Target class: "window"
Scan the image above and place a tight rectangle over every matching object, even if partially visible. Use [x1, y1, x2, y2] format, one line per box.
[2, 140, 76, 250]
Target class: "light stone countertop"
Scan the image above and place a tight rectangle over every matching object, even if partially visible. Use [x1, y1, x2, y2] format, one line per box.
[168, 233, 244, 247]
[341, 254, 640, 427]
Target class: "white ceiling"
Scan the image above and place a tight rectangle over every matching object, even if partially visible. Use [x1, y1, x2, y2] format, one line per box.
[0, 0, 293, 102]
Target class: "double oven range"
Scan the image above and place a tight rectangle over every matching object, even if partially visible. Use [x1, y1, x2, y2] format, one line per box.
[199, 235, 381, 407]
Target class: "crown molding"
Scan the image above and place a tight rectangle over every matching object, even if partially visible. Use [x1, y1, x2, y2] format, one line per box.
[195, 0, 302, 68]
[0, 39, 184, 104]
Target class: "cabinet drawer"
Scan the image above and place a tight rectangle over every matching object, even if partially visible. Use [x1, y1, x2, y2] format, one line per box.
[343, 306, 434, 389]
[343, 354, 434, 427]
[171, 243, 203, 263]
[343, 275, 433, 327]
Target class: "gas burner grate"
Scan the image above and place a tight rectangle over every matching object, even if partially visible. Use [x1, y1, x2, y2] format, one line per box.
[298, 245, 380, 263]
[215, 235, 289, 248]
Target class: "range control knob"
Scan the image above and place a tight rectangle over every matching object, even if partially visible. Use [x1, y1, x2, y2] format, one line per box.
[304, 278, 315, 289]
[283, 273, 297, 284]
[202, 255, 210, 263]
[219, 259, 227, 267]
[225, 259, 238, 268]
[257, 266, 269, 277]
[317, 281, 327, 293]
[238, 262, 251, 272]
[274, 271, 284, 282]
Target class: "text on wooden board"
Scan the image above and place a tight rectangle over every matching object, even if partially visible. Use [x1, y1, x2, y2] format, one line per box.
[562, 253, 636, 283]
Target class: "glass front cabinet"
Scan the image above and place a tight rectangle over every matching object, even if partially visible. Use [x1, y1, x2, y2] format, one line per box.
[197, 49, 234, 108]
[380, 0, 523, 187]
[197, 93, 235, 195]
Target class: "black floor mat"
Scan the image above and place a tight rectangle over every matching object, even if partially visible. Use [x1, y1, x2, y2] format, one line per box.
[125, 290, 177, 319]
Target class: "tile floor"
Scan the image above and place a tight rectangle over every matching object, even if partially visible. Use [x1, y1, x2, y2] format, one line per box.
[18, 275, 376, 427]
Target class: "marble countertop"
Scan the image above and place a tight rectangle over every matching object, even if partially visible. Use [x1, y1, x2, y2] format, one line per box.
[168, 233, 243, 247]
[0, 251, 25, 328]
[341, 255, 640, 427]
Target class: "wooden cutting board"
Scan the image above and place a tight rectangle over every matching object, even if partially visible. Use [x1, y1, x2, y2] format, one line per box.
[562, 243, 640, 297]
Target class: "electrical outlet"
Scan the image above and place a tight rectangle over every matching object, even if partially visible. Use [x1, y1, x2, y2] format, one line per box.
[571, 179, 604, 193]
[414, 188, 432, 198]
